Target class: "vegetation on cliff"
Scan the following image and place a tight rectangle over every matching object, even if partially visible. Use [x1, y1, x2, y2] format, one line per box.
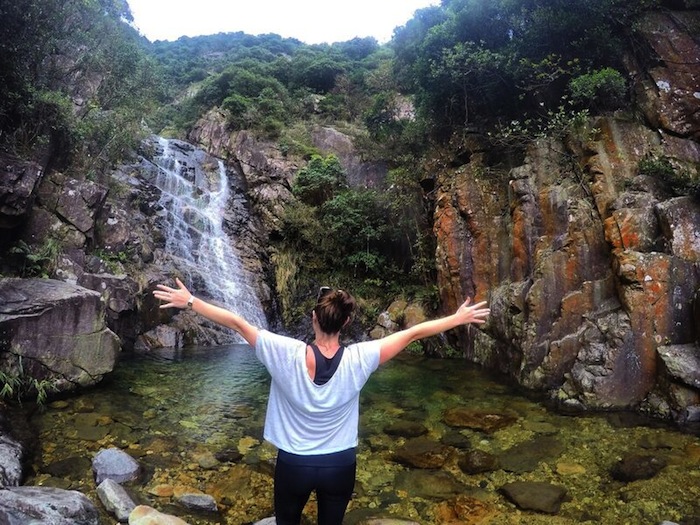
[1, 0, 696, 316]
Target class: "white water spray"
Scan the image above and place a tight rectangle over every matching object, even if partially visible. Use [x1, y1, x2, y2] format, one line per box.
[151, 137, 267, 330]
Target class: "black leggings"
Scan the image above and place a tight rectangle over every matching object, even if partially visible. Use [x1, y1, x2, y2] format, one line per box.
[273, 456, 356, 525]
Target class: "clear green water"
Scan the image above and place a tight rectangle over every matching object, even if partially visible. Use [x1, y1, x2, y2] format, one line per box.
[28, 346, 700, 525]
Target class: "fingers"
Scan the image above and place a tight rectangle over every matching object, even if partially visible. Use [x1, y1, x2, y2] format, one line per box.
[153, 278, 187, 309]
[175, 277, 189, 292]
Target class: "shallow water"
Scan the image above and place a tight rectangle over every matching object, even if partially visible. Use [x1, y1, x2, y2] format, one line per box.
[28, 346, 700, 525]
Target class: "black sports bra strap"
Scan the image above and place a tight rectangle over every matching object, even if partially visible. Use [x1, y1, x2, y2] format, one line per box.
[310, 344, 345, 385]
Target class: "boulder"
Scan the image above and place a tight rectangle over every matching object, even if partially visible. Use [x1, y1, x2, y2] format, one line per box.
[0, 486, 100, 524]
[0, 429, 23, 488]
[657, 343, 700, 389]
[97, 478, 137, 522]
[500, 481, 568, 514]
[0, 155, 43, 229]
[0, 278, 121, 394]
[129, 505, 190, 525]
[37, 172, 107, 235]
[92, 447, 141, 485]
[610, 453, 667, 482]
[392, 437, 451, 469]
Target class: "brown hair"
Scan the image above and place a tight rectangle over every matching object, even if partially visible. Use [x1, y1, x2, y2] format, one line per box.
[314, 288, 356, 334]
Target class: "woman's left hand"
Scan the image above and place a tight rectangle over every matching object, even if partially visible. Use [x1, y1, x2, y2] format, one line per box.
[454, 297, 490, 325]
[153, 278, 191, 309]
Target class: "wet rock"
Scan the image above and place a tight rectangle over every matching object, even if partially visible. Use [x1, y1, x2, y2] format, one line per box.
[433, 494, 497, 524]
[97, 478, 136, 522]
[610, 453, 667, 482]
[214, 447, 243, 463]
[177, 492, 218, 512]
[440, 430, 471, 449]
[392, 437, 451, 469]
[500, 481, 568, 514]
[384, 420, 428, 438]
[0, 430, 23, 488]
[129, 505, 190, 525]
[44, 456, 91, 480]
[0, 486, 100, 524]
[190, 449, 219, 469]
[394, 470, 465, 499]
[556, 462, 586, 476]
[67, 413, 111, 441]
[135, 324, 184, 351]
[0, 155, 43, 228]
[0, 278, 121, 394]
[93, 447, 141, 484]
[458, 449, 499, 474]
[657, 343, 700, 389]
[443, 407, 517, 433]
[498, 435, 565, 473]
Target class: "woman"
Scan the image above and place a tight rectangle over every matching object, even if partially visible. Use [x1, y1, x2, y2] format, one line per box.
[153, 278, 490, 525]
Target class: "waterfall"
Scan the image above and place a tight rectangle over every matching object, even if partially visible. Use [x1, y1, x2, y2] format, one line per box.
[151, 137, 267, 331]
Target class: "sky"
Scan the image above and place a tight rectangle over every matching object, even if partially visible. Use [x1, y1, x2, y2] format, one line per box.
[126, 0, 440, 45]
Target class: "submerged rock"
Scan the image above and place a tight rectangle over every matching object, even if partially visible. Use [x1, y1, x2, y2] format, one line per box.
[458, 449, 499, 474]
[392, 437, 451, 469]
[394, 470, 465, 499]
[498, 434, 565, 473]
[443, 407, 517, 433]
[610, 453, 667, 482]
[500, 481, 568, 514]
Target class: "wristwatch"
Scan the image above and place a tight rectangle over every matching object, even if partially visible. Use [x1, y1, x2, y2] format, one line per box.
[187, 295, 195, 309]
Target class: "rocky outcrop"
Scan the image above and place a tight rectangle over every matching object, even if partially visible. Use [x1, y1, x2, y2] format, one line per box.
[432, 10, 700, 424]
[0, 278, 120, 393]
[631, 11, 700, 141]
[188, 110, 388, 234]
[0, 155, 43, 230]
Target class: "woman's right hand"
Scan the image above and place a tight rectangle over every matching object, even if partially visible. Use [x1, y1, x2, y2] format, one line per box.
[153, 278, 192, 309]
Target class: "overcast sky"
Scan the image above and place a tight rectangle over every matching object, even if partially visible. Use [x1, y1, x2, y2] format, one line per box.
[126, 0, 440, 44]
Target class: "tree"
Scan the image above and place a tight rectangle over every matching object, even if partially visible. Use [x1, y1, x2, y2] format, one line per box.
[292, 155, 347, 206]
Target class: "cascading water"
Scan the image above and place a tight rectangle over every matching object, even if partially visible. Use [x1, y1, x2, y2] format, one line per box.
[150, 136, 267, 332]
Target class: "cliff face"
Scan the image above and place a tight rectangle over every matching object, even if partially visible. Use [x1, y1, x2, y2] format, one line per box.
[433, 11, 700, 424]
[1, 11, 697, 425]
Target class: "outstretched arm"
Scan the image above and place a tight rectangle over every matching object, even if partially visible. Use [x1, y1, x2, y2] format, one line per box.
[153, 278, 259, 347]
[378, 298, 490, 364]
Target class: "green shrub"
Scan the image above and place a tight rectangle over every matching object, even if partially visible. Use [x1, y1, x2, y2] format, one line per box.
[292, 154, 347, 205]
[8, 239, 61, 278]
[569, 68, 627, 111]
[639, 155, 700, 198]
[0, 356, 56, 406]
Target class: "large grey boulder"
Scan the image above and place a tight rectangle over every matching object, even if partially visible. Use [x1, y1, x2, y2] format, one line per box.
[0, 278, 120, 394]
[92, 448, 140, 485]
[0, 155, 43, 229]
[0, 486, 100, 525]
[0, 432, 23, 488]
[97, 478, 136, 522]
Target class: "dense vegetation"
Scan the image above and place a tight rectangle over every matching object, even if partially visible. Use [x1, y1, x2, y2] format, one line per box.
[0, 0, 166, 179]
[2, 0, 695, 321]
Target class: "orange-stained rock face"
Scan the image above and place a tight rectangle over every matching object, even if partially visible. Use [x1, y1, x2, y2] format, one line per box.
[432, 117, 699, 417]
[429, 11, 699, 422]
